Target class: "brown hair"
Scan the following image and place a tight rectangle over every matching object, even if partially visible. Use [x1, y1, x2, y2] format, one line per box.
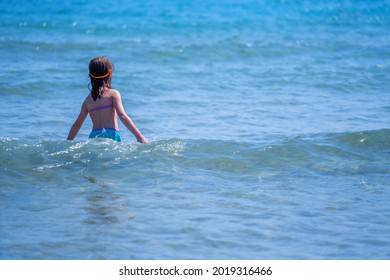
[89, 57, 114, 101]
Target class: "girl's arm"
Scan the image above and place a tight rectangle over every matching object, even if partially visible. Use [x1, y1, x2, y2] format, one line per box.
[67, 102, 88, 140]
[112, 90, 148, 143]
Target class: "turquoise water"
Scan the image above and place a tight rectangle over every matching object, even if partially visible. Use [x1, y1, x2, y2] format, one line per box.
[1, 0, 389, 259]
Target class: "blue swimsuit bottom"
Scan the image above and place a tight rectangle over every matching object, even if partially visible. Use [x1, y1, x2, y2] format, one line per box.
[89, 128, 122, 142]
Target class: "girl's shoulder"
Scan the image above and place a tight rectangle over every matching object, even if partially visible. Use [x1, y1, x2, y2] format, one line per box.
[83, 93, 92, 104]
[107, 88, 121, 98]
[83, 94, 94, 110]
[108, 88, 120, 94]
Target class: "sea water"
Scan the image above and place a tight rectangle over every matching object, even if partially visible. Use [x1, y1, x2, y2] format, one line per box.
[0, 0, 389, 259]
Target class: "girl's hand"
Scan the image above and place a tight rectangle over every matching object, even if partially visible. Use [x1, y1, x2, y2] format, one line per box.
[137, 135, 148, 144]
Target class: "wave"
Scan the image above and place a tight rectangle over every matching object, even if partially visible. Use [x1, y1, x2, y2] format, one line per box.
[1, 129, 389, 180]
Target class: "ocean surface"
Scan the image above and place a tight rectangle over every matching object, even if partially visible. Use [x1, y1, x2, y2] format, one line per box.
[0, 0, 389, 259]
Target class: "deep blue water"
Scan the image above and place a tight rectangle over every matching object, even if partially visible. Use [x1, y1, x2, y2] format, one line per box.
[0, 0, 389, 259]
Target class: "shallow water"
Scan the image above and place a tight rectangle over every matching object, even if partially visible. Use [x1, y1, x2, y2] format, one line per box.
[1, 129, 389, 259]
[1, 0, 389, 259]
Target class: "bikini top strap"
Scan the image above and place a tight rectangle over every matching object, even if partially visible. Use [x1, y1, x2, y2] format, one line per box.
[88, 104, 114, 113]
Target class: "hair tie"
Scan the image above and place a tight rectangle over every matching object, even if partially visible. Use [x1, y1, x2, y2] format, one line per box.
[89, 69, 113, 79]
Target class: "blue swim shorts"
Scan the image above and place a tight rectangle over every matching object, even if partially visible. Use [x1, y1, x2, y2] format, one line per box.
[89, 128, 122, 142]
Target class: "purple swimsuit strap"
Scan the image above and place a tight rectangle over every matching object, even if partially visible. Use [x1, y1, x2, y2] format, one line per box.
[88, 104, 113, 113]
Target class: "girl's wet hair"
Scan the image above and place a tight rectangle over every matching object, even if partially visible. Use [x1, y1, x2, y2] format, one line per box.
[88, 57, 114, 101]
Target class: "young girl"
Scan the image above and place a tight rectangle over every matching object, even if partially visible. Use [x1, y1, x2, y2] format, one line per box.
[67, 56, 147, 143]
